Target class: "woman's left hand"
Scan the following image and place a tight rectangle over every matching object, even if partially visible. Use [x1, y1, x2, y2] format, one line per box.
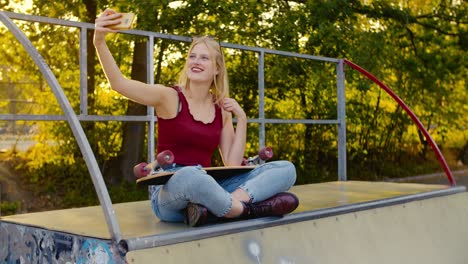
[222, 98, 247, 121]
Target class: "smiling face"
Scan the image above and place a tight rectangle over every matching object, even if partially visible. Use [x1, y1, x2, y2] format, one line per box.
[178, 36, 229, 105]
[186, 43, 217, 84]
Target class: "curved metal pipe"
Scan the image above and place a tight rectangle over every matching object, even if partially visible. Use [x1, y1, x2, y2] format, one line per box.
[344, 59, 456, 186]
[0, 11, 123, 241]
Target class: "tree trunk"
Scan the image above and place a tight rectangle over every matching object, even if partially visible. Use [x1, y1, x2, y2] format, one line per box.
[460, 141, 468, 165]
[119, 40, 148, 182]
[82, 0, 98, 152]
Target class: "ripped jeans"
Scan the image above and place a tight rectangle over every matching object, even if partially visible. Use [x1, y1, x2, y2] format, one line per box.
[148, 160, 296, 223]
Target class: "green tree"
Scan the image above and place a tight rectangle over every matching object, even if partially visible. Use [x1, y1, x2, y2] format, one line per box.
[1, 0, 466, 211]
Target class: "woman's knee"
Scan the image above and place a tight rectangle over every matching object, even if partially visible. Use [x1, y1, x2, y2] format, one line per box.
[273, 160, 297, 187]
[169, 166, 217, 192]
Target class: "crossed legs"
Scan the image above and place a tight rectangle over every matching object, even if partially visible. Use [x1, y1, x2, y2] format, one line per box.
[150, 161, 297, 224]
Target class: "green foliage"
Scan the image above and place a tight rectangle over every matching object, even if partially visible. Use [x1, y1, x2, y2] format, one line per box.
[1, 0, 466, 211]
[0, 201, 20, 216]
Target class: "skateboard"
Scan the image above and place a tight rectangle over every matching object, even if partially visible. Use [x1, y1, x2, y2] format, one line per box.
[134, 147, 273, 186]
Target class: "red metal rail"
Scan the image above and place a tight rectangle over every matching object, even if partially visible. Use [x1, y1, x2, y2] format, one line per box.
[344, 59, 456, 186]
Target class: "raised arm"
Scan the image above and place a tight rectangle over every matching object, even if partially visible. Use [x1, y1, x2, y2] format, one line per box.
[219, 98, 247, 166]
[93, 9, 176, 113]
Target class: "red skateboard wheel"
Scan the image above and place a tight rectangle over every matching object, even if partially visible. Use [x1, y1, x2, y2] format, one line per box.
[241, 158, 248, 166]
[157, 150, 174, 166]
[133, 162, 149, 179]
[258, 146, 273, 160]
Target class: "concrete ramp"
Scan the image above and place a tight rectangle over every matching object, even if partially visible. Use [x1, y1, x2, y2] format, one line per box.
[125, 182, 468, 263]
[127, 189, 468, 264]
[1, 181, 467, 263]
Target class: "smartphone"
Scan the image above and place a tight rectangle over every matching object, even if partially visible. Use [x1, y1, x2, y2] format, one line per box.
[109, 12, 135, 30]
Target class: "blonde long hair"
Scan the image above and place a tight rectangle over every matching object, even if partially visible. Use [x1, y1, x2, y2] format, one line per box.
[178, 36, 229, 105]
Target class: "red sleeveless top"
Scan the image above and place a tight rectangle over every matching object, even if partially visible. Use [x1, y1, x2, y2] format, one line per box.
[157, 86, 222, 167]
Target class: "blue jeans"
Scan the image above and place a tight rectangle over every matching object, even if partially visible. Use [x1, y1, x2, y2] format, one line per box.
[149, 160, 296, 223]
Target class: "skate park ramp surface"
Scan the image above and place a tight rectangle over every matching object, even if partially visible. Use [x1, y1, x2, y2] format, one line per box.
[2, 181, 468, 263]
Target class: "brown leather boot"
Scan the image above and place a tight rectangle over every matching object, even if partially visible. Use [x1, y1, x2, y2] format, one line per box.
[184, 203, 208, 227]
[240, 192, 299, 219]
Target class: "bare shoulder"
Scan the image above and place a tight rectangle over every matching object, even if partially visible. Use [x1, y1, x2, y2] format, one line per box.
[148, 84, 176, 100]
[154, 85, 179, 118]
[151, 84, 175, 92]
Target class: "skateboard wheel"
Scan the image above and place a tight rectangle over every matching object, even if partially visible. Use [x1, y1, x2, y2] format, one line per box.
[259, 146, 273, 160]
[241, 158, 248, 166]
[134, 162, 149, 179]
[157, 150, 174, 166]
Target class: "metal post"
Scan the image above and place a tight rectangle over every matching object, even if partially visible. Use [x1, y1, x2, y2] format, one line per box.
[79, 27, 88, 115]
[147, 36, 155, 162]
[337, 59, 347, 181]
[258, 51, 266, 149]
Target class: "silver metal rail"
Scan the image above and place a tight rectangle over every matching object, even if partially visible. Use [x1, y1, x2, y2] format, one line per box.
[0, 12, 346, 178]
[0, 11, 123, 242]
[0, 11, 348, 242]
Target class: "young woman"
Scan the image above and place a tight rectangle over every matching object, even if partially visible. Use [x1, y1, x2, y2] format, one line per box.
[94, 9, 299, 227]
